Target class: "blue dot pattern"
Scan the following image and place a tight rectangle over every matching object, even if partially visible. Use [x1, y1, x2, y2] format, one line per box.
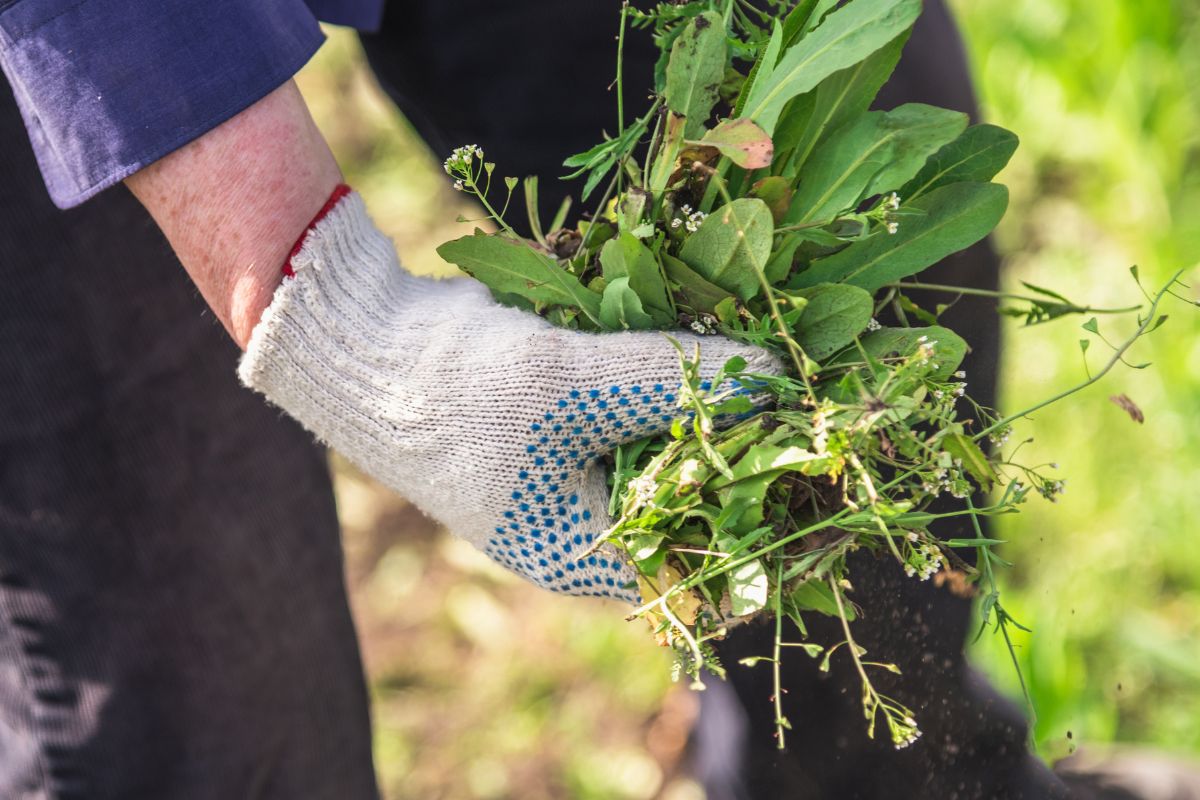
[481, 379, 755, 602]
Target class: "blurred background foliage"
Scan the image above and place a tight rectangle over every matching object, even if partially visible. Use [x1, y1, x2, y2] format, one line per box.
[294, 1, 1200, 796]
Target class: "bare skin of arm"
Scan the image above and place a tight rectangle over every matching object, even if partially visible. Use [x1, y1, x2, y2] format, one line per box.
[125, 80, 342, 349]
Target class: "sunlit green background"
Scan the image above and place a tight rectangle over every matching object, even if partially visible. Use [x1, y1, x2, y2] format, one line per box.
[295, 2, 1200, 796]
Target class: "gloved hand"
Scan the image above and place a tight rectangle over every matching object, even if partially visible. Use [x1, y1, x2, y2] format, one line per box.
[239, 188, 781, 602]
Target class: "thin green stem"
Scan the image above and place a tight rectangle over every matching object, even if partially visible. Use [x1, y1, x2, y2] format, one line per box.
[888, 281, 1141, 316]
[773, 560, 788, 749]
[976, 269, 1182, 440]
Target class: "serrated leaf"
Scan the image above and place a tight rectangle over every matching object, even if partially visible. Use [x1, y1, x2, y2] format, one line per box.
[600, 232, 674, 323]
[666, 11, 727, 139]
[679, 198, 774, 301]
[793, 182, 1009, 292]
[741, 0, 921, 134]
[661, 253, 735, 314]
[438, 231, 602, 324]
[792, 283, 874, 359]
[899, 124, 1019, 200]
[698, 118, 775, 168]
[728, 558, 770, 616]
[599, 277, 656, 330]
[787, 104, 967, 225]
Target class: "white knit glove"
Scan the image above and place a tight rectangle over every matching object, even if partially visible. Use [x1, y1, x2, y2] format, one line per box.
[239, 190, 780, 602]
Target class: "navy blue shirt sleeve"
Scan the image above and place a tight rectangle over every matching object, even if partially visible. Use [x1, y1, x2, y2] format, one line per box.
[0, 0, 332, 208]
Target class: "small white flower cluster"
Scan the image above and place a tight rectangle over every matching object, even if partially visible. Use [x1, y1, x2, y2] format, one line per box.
[628, 474, 659, 509]
[443, 144, 483, 186]
[884, 193, 902, 235]
[914, 334, 938, 365]
[671, 203, 707, 233]
[903, 540, 944, 581]
[920, 464, 969, 499]
[891, 716, 922, 749]
[987, 425, 1013, 447]
[811, 410, 829, 454]
[867, 317, 882, 332]
[1038, 478, 1067, 502]
[688, 314, 718, 335]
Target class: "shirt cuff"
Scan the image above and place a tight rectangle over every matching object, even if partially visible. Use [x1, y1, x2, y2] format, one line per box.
[0, 0, 325, 209]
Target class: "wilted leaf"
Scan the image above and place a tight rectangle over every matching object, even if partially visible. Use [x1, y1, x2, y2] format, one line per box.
[438, 231, 602, 323]
[666, 11, 727, 139]
[1109, 394, 1145, 424]
[699, 118, 775, 168]
[679, 198, 774, 301]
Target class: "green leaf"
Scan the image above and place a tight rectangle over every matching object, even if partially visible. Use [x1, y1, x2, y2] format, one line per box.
[741, 0, 921, 134]
[764, 233, 804, 284]
[599, 277, 657, 330]
[698, 119, 775, 169]
[728, 558, 770, 616]
[853, 326, 968, 380]
[774, 31, 909, 171]
[679, 198, 774, 301]
[793, 182, 1009, 292]
[661, 253, 735, 314]
[786, 104, 968, 224]
[942, 432, 997, 487]
[438, 231, 602, 324]
[789, 581, 853, 619]
[792, 283, 874, 359]
[665, 11, 727, 139]
[733, 20, 784, 118]
[749, 176, 794, 224]
[599, 233, 674, 323]
[899, 124, 1020, 201]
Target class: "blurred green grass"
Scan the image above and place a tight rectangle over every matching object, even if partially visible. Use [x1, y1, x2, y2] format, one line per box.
[295, 2, 1200, 795]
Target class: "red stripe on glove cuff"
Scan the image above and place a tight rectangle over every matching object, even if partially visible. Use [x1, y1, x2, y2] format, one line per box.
[283, 184, 353, 277]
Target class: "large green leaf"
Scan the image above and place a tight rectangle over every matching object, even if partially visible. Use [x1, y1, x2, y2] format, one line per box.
[787, 104, 968, 224]
[599, 233, 674, 324]
[792, 182, 1009, 291]
[793, 283, 874, 360]
[899, 124, 1020, 201]
[774, 29, 909, 170]
[438, 231, 602, 323]
[679, 198, 774, 301]
[599, 277, 656, 330]
[665, 11, 727, 139]
[740, 0, 921, 134]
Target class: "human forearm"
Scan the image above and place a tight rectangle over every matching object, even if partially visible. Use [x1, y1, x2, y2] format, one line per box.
[125, 80, 342, 348]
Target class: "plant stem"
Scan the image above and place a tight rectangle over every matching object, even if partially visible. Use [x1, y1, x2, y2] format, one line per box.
[888, 281, 1141, 315]
[976, 269, 1182, 440]
[773, 560, 788, 749]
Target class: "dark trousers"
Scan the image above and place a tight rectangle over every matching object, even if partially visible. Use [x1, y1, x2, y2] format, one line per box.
[0, 2, 1063, 799]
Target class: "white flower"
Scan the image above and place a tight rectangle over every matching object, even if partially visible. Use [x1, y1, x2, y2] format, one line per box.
[628, 475, 658, 508]
[867, 318, 882, 332]
[452, 179, 465, 192]
[886, 221, 900, 235]
[887, 193, 902, 211]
